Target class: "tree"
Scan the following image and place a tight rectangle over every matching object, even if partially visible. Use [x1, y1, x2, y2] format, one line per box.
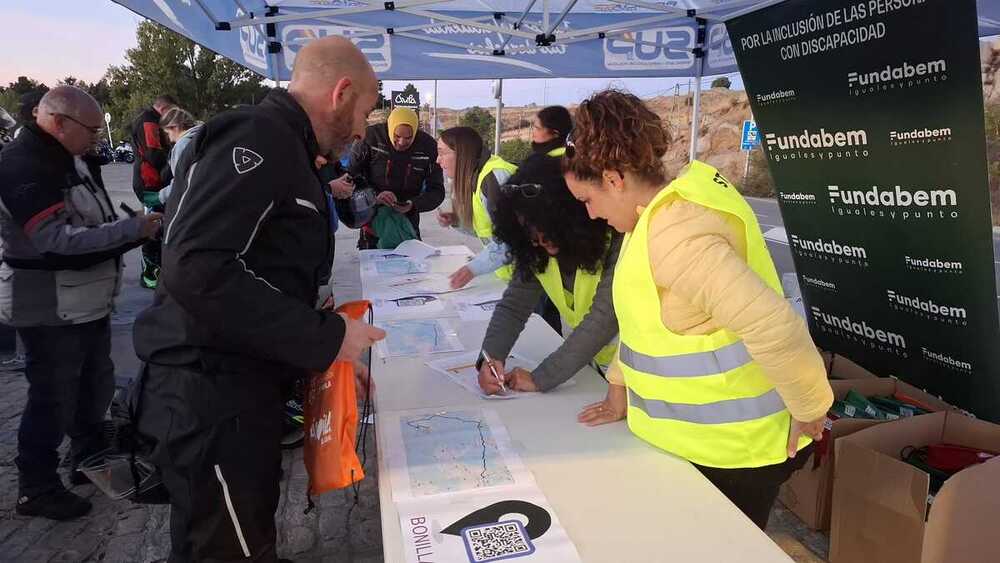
[401, 83, 419, 99]
[104, 21, 269, 140]
[711, 76, 732, 89]
[459, 106, 496, 151]
[7, 77, 49, 97]
[376, 80, 387, 109]
[499, 139, 532, 164]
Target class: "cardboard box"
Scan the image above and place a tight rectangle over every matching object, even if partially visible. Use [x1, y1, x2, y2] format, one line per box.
[830, 411, 1000, 563]
[778, 378, 953, 530]
[821, 351, 880, 380]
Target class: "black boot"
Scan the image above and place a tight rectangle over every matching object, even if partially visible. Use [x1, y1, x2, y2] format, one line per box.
[15, 487, 92, 520]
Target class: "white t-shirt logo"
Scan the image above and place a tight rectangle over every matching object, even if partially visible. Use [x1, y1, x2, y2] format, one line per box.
[233, 147, 263, 175]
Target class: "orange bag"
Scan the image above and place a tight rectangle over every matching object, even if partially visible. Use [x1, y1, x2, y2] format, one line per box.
[303, 300, 370, 495]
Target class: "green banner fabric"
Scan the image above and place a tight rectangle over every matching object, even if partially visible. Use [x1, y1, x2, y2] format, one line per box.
[727, 0, 1000, 420]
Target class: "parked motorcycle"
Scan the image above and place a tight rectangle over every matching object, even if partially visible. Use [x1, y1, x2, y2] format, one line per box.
[114, 141, 135, 164]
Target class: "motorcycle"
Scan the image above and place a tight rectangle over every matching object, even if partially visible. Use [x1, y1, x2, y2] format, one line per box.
[114, 141, 135, 164]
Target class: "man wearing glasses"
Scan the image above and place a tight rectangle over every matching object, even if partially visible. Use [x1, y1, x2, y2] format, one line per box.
[0, 86, 162, 520]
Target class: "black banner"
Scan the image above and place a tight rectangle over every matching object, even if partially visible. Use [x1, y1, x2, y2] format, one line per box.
[391, 90, 420, 110]
[727, 0, 1000, 420]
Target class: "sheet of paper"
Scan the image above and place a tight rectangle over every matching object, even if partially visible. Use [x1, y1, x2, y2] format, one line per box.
[426, 351, 541, 400]
[396, 487, 582, 563]
[394, 239, 442, 261]
[382, 408, 536, 501]
[372, 292, 447, 321]
[375, 319, 464, 358]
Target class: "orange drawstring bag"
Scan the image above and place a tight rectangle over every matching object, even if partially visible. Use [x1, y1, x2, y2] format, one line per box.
[303, 300, 370, 496]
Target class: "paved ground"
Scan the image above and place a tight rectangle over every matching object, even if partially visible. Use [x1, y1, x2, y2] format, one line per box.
[0, 164, 833, 562]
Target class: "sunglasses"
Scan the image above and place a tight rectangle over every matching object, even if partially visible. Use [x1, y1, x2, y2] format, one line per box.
[565, 128, 576, 159]
[500, 183, 543, 198]
[54, 113, 102, 135]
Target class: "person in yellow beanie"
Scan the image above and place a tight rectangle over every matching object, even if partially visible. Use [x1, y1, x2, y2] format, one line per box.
[344, 105, 445, 249]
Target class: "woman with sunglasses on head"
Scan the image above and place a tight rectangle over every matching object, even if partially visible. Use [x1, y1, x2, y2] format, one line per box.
[475, 153, 621, 394]
[562, 90, 833, 530]
[435, 127, 517, 288]
[530, 105, 573, 158]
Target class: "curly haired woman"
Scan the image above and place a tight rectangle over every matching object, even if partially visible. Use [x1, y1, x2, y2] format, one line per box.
[475, 153, 621, 394]
[563, 90, 833, 530]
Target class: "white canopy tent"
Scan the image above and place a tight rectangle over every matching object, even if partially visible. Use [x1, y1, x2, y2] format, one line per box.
[112, 0, 1000, 158]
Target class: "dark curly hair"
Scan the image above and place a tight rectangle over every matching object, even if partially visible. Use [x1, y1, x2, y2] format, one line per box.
[492, 153, 610, 281]
[562, 89, 671, 186]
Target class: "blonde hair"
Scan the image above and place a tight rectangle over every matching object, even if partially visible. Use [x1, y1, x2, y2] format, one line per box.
[159, 107, 197, 131]
[439, 127, 484, 229]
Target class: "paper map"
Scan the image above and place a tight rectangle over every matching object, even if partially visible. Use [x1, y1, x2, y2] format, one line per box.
[383, 408, 535, 502]
[426, 352, 541, 400]
[376, 319, 464, 358]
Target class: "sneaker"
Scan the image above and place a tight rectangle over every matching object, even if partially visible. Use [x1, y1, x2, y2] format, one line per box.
[15, 488, 92, 520]
[0, 354, 25, 373]
[140, 271, 158, 290]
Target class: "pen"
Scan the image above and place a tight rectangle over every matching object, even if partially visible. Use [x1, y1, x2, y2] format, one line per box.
[480, 350, 507, 393]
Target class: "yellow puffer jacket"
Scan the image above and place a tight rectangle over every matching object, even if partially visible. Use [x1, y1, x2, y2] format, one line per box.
[607, 195, 833, 423]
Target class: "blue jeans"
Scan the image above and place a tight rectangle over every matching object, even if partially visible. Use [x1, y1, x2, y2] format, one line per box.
[16, 317, 115, 497]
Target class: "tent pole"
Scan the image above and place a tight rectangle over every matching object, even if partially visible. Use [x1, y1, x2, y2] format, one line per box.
[494, 79, 503, 155]
[688, 18, 706, 162]
[688, 62, 702, 161]
[433, 80, 438, 135]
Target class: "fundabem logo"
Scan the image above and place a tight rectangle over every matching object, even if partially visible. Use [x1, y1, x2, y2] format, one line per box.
[887, 289, 967, 322]
[828, 184, 959, 221]
[764, 128, 868, 163]
[811, 306, 906, 349]
[848, 59, 947, 88]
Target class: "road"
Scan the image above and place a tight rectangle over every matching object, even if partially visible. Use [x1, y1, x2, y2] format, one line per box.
[745, 196, 1000, 299]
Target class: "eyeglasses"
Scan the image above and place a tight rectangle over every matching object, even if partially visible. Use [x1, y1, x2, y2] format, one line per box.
[565, 128, 576, 159]
[500, 183, 543, 198]
[54, 113, 102, 135]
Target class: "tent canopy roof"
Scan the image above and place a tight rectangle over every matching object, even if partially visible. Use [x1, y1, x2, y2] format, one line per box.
[113, 0, 1000, 80]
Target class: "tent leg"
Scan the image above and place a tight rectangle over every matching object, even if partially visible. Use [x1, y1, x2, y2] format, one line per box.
[494, 79, 503, 155]
[433, 80, 438, 136]
[688, 61, 703, 162]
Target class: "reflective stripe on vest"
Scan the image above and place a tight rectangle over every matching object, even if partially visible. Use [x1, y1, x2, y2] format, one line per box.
[546, 147, 566, 157]
[612, 160, 806, 469]
[628, 388, 787, 425]
[534, 251, 617, 365]
[619, 340, 752, 378]
[471, 155, 517, 280]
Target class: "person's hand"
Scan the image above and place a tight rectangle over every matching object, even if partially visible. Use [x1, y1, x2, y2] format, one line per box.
[506, 367, 538, 392]
[437, 210, 456, 227]
[477, 358, 508, 395]
[449, 266, 475, 289]
[375, 191, 398, 206]
[787, 416, 826, 458]
[334, 313, 386, 363]
[577, 384, 628, 426]
[391, 200, 414, 214]
[329, 174, 355, 199]
[138, 212, 164, 239]
[354, 360, 373, 403]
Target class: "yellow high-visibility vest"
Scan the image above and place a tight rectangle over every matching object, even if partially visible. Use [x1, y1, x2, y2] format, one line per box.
[535, 253, 617, 365]
[613, 160, 808, 469]
[471, 155, 518, 280]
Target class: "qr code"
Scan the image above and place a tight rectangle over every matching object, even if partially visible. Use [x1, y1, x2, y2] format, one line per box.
[461, 520, 535, 562]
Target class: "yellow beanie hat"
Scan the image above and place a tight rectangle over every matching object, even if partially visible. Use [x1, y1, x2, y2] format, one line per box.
[388, 107, 419, 137]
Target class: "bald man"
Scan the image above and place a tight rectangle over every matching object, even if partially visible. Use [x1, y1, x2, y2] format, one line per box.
[133, 37, 385, 562]
[0, 86, 161, 520]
